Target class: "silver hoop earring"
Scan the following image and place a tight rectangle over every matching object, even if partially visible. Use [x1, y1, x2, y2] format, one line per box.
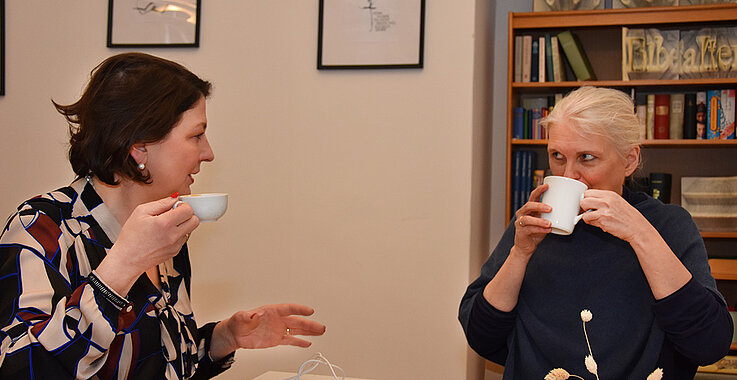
[138, 163, 146, 171]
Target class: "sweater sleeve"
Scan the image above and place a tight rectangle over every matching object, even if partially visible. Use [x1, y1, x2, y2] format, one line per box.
[459, 220, 518, 364]
[652, 277, 733, 365]
[638, 197, 733, 365]
[190, 322, 235, 380]
[463, 292, 517, 364]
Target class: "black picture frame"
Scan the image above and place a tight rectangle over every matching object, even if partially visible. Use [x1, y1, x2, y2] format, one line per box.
[107, 0, 201, 48]
[317, 0, 425, 70]
[1, 0, 5, 95]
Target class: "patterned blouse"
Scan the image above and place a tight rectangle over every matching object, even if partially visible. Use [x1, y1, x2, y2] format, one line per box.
[0, 178, 234, 379]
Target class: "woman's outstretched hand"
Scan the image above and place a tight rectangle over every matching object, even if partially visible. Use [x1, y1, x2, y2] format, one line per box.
[209, 303, 326, 361]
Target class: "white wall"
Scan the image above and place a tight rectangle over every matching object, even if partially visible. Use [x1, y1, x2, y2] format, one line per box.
[0, 1, 495, 379]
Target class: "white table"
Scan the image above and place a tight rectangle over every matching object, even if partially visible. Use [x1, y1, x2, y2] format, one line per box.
[253, 371, 375, 380]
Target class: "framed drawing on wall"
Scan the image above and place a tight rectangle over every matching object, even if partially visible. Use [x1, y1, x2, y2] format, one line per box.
[318, 0, 425, 69]
[107, 0, 201, 47]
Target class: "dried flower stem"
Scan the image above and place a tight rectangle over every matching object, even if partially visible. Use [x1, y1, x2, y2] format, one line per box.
[582, 320, 600, 380]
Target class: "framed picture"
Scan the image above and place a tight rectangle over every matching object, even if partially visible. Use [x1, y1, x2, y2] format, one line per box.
[317, 0, 425, 70]
[533, 0, 605, 11]
[1, 0, 5, 96]
[613, 0, 677, 7]
[107, 0, 201, 48]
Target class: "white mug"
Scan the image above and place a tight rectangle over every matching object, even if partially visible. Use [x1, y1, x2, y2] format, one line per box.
[540, 176, 587, 235]
[173, 193, 228, 222]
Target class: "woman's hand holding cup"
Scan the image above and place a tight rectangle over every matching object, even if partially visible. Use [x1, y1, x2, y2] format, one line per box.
[95, 195, 199, 296]
[513, 184, 553, 258]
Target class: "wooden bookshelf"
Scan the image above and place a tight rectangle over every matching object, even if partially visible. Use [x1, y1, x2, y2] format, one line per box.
[505, 5, 737, 279]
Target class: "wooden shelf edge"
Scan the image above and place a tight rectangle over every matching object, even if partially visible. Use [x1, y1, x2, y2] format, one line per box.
[710, 259, 737, 281]
[513, 78, 737, 88]
[511, 3, 737, 29]
[511, 139, 737, 147]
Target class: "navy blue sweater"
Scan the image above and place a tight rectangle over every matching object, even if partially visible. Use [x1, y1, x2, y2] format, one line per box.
[459, 188, 733, 379]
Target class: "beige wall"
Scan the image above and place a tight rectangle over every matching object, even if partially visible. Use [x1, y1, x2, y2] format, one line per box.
[0, 1, 497, 379]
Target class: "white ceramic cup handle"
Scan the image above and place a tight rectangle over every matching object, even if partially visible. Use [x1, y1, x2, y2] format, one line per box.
[173, 200, 184, 209]
[573, 192, 586, 224]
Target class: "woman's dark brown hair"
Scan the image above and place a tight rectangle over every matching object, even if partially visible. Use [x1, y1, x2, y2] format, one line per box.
[54, 52, 211, 185]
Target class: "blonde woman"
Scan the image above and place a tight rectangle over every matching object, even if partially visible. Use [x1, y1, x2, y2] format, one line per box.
[459, 87, 731, 379]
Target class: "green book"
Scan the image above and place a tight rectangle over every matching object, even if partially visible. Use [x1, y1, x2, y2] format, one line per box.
[557, 31, 596, 81]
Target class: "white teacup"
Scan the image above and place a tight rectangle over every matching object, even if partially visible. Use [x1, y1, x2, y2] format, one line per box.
[540, 176, 587, 235]
[174, 193, 228, 222]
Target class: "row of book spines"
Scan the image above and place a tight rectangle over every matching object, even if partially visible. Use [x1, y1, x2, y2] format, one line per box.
[514, 31, 596, 84]
[511, 151, 545, 214]
[513, 107, 550, 140]
[636, 90, 736, 140]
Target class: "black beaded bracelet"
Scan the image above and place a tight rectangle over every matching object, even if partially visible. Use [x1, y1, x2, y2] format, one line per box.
[87, 271, 133, 312]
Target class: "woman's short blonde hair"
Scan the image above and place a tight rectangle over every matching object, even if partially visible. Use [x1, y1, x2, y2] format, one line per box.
[540, 86, 641, 161]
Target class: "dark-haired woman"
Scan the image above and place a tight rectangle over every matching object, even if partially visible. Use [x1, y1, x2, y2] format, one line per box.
[0, 53, 325, 379]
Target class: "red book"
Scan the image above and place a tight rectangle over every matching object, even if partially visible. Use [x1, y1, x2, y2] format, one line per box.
[654, 94, 670, 139]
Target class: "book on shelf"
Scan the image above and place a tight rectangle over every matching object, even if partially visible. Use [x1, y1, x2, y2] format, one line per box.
[544, 34, 554, 83]
[683, 93, 697, 140]
[670, 93, 685, 140]
[513, 107, 524, 139]
[551, 36, 563, 82]
[559, 45, 577, 82]
[654, 94, 670, 139]
[706, 90, 722, 140]
[696, 91, 707, 139]
[522, 35, 532, 83]
[646, 94, 655, 140]
[622, 28, 680, 81]
[514, 36, 523, 83]
[520, 97, 552, 140]
[649, 172, 672, 204]
[557, 31, 596, 81]
[636, 104, 647, 141]
[511, 150, 538, 213]
[539, 36, 547, 83]
[522, 151, 532, 208]
[722, 89, 736, 140]
[531, 39, 540, 82]
[512, 151, 522, 214]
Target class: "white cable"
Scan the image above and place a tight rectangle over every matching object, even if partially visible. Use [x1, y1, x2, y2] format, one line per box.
[284, 352, 345, 380]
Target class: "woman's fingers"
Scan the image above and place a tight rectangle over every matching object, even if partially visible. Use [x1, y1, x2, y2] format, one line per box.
[283, 316, 327, 336]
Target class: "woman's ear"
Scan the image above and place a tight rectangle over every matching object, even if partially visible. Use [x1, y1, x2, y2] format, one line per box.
[129, 144, 148, 166]
[624, 145, 640, 177]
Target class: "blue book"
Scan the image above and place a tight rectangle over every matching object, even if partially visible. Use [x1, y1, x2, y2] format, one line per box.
[513, 107, 524, 139]
[512, 151, 522, 213]
[531, 40, 539, 82]
[522, 151, 535, 203]
[521, 151, 530, 206]
[706, 90, 722, 140]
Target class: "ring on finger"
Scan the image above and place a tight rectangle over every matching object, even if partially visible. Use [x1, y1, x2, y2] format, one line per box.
[519, 218, 524, 227]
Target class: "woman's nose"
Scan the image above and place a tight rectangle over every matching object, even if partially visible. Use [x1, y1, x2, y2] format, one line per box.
[562, 164, 579, 180]
[202, 137, 215, 162]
